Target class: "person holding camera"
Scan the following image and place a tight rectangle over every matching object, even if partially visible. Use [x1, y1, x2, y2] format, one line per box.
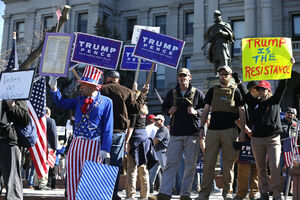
[196, 66, 245, 200]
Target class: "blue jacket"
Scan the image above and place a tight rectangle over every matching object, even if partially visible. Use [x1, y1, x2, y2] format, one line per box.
[50, 89, 113, 152]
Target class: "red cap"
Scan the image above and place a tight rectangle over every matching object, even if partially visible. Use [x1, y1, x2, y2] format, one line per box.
[147, 114, 155, 123]
[256, 80, 271, 91]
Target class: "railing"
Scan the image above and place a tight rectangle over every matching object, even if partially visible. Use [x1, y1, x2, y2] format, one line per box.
[292, 41, 300, 51]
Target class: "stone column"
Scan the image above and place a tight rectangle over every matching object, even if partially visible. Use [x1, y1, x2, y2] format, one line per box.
[25, 9, 35, 46]
[208, 0, 219, 26]
[192, 0, 204, 56]
[245, 0, 257, 37]
[88, 1, 100, 33]
[1, 14, 11, 57]
[261, 0, 273, 36]
[166, 2, 179, 37]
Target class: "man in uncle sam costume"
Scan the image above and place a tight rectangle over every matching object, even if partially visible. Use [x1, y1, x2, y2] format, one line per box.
[48, 65, 113, 200]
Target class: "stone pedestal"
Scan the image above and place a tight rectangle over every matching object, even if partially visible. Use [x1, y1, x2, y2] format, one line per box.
[289, 168, 300, 200]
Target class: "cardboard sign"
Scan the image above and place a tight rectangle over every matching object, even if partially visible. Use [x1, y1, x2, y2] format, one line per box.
[133, 29, 185, 69]
[131, 25, 160, 45]
[76, 161, 118, 200]
[71, 32, 123, 70]
[0, 69, 35, 100]
[242, 37, 293, 81]
[39, 33, 74, 77]
[120, 45, 157, 71]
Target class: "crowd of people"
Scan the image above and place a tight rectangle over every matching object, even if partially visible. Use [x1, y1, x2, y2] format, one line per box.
[0, 62, 299, 200]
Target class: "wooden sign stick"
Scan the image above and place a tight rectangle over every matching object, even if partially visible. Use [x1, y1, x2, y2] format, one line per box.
[145, 62, 155, 86]
[132, 58, 141, 89]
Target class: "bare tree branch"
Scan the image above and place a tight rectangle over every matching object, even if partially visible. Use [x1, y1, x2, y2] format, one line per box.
[20, 5, 71, 70]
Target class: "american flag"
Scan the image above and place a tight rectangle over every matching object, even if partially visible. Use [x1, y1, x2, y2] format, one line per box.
[26, 77, 48, 178]
[47, 149, 56, 168]
[282, 137, 300, 167]
[5, 36, 19, 71]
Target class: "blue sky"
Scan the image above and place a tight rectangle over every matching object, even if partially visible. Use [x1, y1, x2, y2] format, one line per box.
[0, 1, 5, 52]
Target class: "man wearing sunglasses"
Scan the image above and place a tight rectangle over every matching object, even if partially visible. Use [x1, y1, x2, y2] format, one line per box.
[196, 65, 246, 200]
[280, 107, 298, 196]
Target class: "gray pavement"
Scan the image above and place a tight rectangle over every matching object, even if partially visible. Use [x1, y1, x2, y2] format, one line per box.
[1, 188, 293, 199]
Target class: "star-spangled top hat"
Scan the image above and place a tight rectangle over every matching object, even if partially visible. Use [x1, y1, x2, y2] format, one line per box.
[77, 65, 103, 89]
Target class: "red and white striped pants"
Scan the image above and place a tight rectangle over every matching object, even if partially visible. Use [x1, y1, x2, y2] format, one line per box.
[67, 137, 100, 200]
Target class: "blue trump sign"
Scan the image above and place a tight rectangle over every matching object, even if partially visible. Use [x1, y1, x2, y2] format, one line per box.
[120, 45, 157, 71]
[133, 29, 185, 69]
[71, 32, 123, 70]
[238, 141, 255, 164]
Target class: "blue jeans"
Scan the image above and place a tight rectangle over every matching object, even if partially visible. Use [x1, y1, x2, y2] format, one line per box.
[149, 150, 166, 190]
[279, 152, 291, 193]
[175, 155, 185, 194]
[28, 161, 35, 187]
[110, 132, 126, 198]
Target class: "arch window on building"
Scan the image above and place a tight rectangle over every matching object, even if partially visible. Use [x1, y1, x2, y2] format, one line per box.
[42, 15, 54, 31]
[185, 12, 194, 35]
[231, 19, 245, 56]
[292, 14, 300, 41]
[15, 21, 25, 42]
[77, 12, 88, 33]
[154, 64, 166, 90]
[155, 15, 166, 34]
[126, 17, 137, 41]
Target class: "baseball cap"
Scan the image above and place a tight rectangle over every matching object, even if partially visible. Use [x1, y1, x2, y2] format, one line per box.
[246, 81, 259, 90]
[255, 80, 271, 91]
[153, 114, 165, 122]
[217, 65, 232, 74]
[286, 107, 297, 115]
[107, 70, 120, 78]
[147, 114, 155, 123]
[178, 68, 191, 76]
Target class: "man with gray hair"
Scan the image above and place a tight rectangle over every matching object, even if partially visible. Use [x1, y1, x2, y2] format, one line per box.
[149, 114, 170, 193]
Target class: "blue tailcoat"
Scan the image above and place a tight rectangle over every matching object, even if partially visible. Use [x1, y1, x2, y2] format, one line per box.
[50, 89, 113, 152]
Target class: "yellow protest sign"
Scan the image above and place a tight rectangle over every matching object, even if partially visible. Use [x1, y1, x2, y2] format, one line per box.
[242, 37, 293, 81]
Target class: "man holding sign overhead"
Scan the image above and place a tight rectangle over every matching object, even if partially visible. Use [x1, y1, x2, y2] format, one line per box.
[232, 57, 295, 200]
[49, 65, 113, 200]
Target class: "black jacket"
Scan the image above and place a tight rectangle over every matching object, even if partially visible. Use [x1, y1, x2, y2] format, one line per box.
[238, 80, 287, 137]
[0, 100, 30, 145]
[101, 82, 146, 133]
[46, 117, 57, 150]
[162, 84, 205, 136]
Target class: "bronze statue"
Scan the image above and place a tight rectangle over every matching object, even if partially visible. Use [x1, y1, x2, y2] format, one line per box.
[202, 10, 235, 73]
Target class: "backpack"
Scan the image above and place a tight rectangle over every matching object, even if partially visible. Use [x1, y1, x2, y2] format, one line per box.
[15, 116, 38, 148]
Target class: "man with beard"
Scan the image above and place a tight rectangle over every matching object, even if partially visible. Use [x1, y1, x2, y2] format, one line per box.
[196, 66, 245, 200]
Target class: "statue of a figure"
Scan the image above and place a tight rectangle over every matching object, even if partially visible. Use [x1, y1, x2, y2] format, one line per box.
[203, 10, 235, 73]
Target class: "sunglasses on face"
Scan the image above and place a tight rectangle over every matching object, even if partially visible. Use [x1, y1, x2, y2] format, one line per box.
[178, 74, 188, 77]
[219, 73, 229, 77]
[287, 112, 295, 114]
